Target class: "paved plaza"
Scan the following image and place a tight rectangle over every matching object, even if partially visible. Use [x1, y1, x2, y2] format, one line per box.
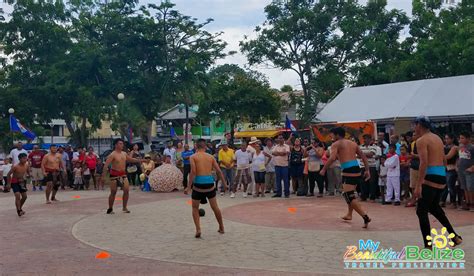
[0, 189, 473, 275]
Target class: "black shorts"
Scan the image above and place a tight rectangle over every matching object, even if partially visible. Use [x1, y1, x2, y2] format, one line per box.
[254, 171, 266, 183]
[12, 182, 27, 193]
[192, 184, 216, 202]
[342, 176, 361, 186]
[425, 174, 446, 185]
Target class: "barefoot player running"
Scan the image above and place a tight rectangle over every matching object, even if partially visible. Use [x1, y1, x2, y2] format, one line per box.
[101, 139, 141, 214]
[413, 116, 462, 248]
[41, 145, 65, 204]
[186, 139, 227, 238]
[7, 153, 30, 216]
[320, 127, 372, 228]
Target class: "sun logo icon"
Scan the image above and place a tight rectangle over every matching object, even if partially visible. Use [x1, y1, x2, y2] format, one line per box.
[426, 227, 456, 249]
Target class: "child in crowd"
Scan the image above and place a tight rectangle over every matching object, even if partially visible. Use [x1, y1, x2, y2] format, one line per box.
[399, 145, 411, 201]
[73, 163, 83, 190]
[83, 167, 91, 190]
[2, 158, 13, 193]
[384, 144, 401, 205]
[378, 155, 388, 204]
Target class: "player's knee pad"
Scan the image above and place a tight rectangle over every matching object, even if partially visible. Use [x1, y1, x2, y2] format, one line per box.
[342, 191, 356, 204]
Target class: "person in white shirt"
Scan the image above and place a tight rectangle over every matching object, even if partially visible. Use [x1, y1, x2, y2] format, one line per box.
[10, 142, 28, 166]
[378, 155, 388, 204]
[263, 139, 275, 193]
[246, 137, 258, 196]
[1, 158, 13, 192]
[384, 144, 401, 205]
[251, 140, 271, 197]
[163, 142, 177, 165]
[232, 142, 252, 198]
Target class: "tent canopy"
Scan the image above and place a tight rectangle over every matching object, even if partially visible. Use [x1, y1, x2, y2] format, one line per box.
[316, 74, 474, 123]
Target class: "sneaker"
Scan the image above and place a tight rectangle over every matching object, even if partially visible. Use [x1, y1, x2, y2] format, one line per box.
[243, 193, 247, 198]
[327, 192, 335, 196]
[33, 186, 37, 191]
[440, 201, 446, 207]
[230, 192, 235, 198]
[272, 194, 282, 198]
[284, 195, 290, 198]
[382, 201, 392, 205]
[394, 201, 401, 206]
[220, 192, 224, 196]
[317, 193, 323, 198]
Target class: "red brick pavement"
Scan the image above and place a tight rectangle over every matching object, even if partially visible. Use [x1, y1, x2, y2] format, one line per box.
[223, 197, 474, 231]
[0, 191, 315, 276]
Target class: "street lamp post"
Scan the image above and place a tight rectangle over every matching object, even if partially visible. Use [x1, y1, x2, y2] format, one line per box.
[117, 93, 127, 142]
[8, 108, 15, 146]
[169, 122, 173, 139]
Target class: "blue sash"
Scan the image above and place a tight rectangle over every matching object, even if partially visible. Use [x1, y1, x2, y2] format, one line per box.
[341, 160, 359, 169]
[194, 175, 214, 184]
[427, 166, 446, 176]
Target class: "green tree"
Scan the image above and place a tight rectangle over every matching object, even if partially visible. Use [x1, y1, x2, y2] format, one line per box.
[199, 64, 282, 140]
[241, 0, 370, 124]
[397, 0, 474, 80]
[148, 1, 227, 144]
[280, 85, 294, 92]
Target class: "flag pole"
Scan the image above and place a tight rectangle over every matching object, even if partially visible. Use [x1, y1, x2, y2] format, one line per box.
[8, 110, 15, 147]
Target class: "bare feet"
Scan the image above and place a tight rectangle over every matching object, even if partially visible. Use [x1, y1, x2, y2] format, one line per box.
[341, 214, 352, 221]
[123, 208, 131, 213]
[20, 210, 25, 216]
[362, 215, 371, 229]
[46, 201, 52, 204]
[51, 198, 59, 202]
[195, 232, 201, 238]
[218, 227, 225, 234]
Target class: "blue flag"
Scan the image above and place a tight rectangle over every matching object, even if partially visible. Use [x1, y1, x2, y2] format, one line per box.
[285, 115, 297, 134]
[170, 127, 176, 138]
[10, 115, 36, 140]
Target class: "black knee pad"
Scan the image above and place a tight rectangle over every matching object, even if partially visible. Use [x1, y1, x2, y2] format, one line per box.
[343, 191, 356, 204]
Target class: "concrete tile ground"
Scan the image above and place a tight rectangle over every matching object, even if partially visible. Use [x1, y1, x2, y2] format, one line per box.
[0, 188, 472, 275]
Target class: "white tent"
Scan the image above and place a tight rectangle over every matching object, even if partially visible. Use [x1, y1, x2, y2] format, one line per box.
[316, 74, 474, 123]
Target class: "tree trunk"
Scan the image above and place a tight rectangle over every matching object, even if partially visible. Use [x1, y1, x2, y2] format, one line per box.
[141, 120, 153, 153]
[80, 117, 87, 147]
[230, 120, 235, 146]
[185, 103, 189, 144]
[65, 119, 77, 146]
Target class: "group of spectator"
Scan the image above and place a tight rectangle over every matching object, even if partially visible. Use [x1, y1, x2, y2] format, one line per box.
[2, 129, 472, 211]
[163, 129, 473, 212]
[0, 142, 102, 192]
[357, 131, 473, 211]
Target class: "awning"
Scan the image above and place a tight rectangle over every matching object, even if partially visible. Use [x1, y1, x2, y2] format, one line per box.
[234, 130, 281, 138]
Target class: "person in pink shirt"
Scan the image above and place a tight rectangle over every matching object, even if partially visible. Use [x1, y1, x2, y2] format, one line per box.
[85, 147, 98, 190]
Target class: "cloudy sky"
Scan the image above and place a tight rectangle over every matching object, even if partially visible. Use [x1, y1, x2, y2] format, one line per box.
[168, 0, 417, 90]
[1, 0, 419, 89]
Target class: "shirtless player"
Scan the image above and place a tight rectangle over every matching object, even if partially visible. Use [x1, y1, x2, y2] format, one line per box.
[320, 127, 372, 228]
[185, 139, 227, 238]
[101, 138, 141, 214]
[413, 116, 462, 248]
[41, 145, 65, 204]
[7, 153, 29, 216]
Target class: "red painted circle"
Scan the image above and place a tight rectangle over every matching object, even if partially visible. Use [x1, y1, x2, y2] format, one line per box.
[222, 197, 474, 231]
